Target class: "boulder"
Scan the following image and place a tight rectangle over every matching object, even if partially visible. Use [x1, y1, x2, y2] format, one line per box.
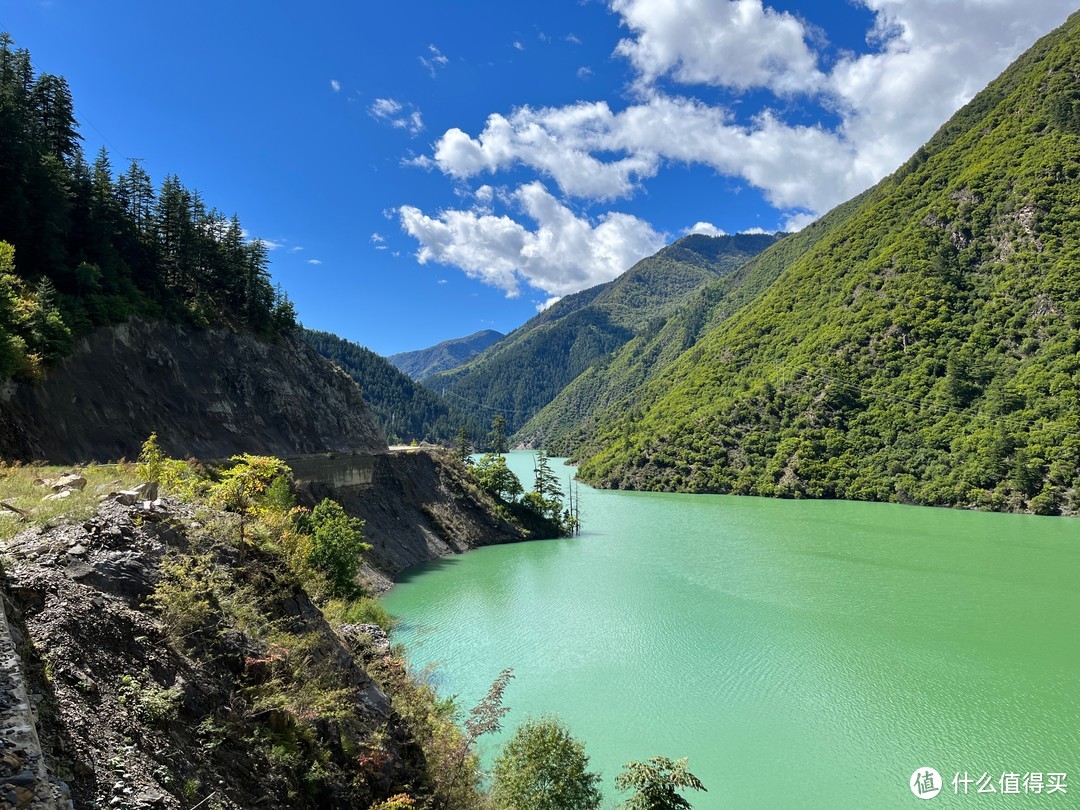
[50, 473, 87, 492]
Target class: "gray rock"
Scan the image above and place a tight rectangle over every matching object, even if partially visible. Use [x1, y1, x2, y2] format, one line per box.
[50, 473, 87, 492]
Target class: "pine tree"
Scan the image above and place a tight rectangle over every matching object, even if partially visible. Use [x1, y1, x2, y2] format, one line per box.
[488, 414, 509, 453]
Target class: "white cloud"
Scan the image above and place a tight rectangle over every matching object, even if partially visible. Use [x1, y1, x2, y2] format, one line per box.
[371, 98, 403, 118]
[612, 0, 825, 94]
[415, 1, 1075, 219]
[780, 212, 817, 232]
[307, 259, 322, 265]
[513, 41, 525, 51]
[370, 98, 425, 136]
[420, 44, 449, 77]
[289, 245, 304, 253]
[370, 232, 386, 243]
[437, 278, 448, 284]
[686, 222, 725, 237]
[330, 79, 341, 92]
[577, 66, 593, 80]
[398, 181, 664, 297]
[429, 96, 863, 211]
[254, 238, 285, 251]
[565, 34, 583, 45]
[537, 296, 562, 311]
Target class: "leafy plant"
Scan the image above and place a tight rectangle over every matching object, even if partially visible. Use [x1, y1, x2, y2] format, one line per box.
[490, 716, 602, 810]
[615, 757, 706, 810]
[300, 499, 370, 597]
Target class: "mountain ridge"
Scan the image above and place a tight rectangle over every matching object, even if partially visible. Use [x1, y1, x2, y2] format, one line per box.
[429, 232, 784, 435]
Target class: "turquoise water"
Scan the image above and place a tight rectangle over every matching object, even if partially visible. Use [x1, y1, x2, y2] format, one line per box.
[381, 452, 1080, 808]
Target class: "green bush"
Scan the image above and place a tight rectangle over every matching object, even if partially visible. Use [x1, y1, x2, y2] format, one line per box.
[302, 499, 370, 597]
[491, 716, 602, 810]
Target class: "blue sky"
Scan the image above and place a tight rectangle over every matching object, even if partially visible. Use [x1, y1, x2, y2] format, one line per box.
[3, 1, 1075, 354]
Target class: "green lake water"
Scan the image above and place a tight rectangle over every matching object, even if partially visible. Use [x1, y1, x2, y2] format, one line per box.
[381, 452, 1080, 808]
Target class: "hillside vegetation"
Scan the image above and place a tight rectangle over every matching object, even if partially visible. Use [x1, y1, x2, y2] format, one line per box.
[303, 329, 482, 444]
[518, 194, 871, 453]
[578, 12, 1080, 515]
[430, 233, 782, 434]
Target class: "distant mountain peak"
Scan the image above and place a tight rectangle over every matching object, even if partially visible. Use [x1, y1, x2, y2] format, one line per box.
[388, 329, 505, 381]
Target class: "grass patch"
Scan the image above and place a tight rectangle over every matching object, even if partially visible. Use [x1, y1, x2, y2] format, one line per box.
[0, 461, 141, 542]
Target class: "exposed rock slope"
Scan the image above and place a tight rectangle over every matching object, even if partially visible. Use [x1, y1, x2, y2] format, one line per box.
[0, 320, 387, 464]
[2, 496, 421, 809]
[299, 448, 530, 594]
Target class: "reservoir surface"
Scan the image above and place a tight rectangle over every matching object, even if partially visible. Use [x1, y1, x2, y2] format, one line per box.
[381, 452, 1080, 808]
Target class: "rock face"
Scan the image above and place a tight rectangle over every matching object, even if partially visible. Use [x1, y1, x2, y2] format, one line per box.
[1, 498, 417, 809]
[298, 449, 529, 593]
[0, 320, 388, 463]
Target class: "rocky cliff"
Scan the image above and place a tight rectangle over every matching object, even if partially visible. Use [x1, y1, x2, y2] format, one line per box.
[0, 320, 388, 464]
[298, 448, 529, 593]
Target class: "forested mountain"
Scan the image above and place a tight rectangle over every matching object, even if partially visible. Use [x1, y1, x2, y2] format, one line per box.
[428, 232, 783, 435]
[304, 329, 483, 444]
[577, 12, 1080, 515]
[388, 329, 504, 381]
[517, 197, 871, 453]
[0, 34, 295, 380]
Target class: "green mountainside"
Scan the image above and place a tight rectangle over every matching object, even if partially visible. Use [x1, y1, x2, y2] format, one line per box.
[388, 328, 505, 381]
[303, 329, 482, 444]
[577, 12, 1080, 515]
[517, 193, 871, 453]
[428, 232, 783, 434]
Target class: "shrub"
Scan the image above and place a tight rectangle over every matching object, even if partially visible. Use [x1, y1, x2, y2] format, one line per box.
[302, 499, 370, 597]
[491, 716, 602, 810]
[615, 756, 707, 810]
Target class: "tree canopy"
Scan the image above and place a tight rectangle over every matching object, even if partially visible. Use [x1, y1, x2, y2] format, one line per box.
[0, 34, 296, 378]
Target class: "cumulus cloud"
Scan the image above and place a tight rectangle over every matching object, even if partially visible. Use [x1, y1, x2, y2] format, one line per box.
[429, 96, 864, 211]
[612, 0, 825, 94]
[330, 79, 341, 92]
[369, 98, 425, 136]
[577, 66, 593, 80]
[398, 181, 664, 297]
[416, 0, 1074, 218]
[513, 41, 525, 51]
[307, 259, 322, 265]
[686, 222, 725, 237]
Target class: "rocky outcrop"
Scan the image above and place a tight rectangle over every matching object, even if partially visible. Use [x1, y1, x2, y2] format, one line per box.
[0, 320, 387, 464]
[0, 497, 420, 809]
[298, 449, 529, 593]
